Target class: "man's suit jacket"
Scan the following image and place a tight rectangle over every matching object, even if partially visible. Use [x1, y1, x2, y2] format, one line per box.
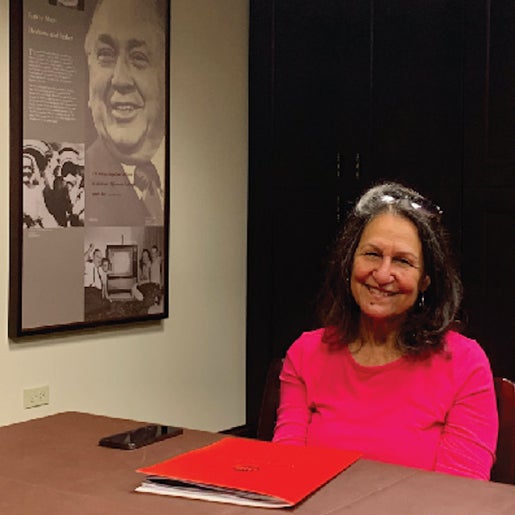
[85, 138, 163, 227]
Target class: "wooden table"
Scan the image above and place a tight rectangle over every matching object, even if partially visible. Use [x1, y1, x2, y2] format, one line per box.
[0, 412, 513, 514]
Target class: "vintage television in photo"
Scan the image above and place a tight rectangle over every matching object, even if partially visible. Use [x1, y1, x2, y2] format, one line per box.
[106, 244, 138, 299]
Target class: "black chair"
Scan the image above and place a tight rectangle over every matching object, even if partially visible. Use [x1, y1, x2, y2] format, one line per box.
[491, 377, 515, 484]
[256, 357, 283, 441]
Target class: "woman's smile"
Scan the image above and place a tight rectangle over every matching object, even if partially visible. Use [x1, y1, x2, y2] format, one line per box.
[364, 284, 398, 298]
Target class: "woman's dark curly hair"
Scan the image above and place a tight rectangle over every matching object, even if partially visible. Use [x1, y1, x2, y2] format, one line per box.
[318, 182, 462, 356]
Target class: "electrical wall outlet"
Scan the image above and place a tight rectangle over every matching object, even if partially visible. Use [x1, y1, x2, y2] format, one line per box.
[23, 385, 50, 409]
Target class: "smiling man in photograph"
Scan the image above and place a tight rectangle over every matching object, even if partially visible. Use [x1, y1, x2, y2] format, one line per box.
[84, 0, 166, 226]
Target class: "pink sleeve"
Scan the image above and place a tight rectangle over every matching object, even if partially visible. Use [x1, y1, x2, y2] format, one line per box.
[434, 338, 498, 480]
[272, 340, 311, 446]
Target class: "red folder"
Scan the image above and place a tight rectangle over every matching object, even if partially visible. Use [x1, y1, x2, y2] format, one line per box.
[136, 437, 361, 508]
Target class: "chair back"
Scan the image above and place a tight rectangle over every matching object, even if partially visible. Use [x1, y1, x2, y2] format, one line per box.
[491, 377, 515, 484]
[256, 357, 283, 441]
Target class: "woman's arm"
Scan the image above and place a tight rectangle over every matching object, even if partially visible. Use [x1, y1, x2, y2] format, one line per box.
[272, 351, 312, 446]
[434, 344, 498, 480]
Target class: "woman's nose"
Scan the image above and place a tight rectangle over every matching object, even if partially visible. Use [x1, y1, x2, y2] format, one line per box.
[373, 257, 393, 284]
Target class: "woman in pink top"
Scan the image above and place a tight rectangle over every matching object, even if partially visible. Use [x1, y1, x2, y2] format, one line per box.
[273, 182, 498, 480]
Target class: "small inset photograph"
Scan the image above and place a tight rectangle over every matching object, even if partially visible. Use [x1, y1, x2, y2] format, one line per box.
[83, 226, 165, 322]
[23, 140, 85, 228]
[48, 0, 85, 11]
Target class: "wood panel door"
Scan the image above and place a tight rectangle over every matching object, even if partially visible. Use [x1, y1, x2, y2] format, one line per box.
[247, 0, 466, 429]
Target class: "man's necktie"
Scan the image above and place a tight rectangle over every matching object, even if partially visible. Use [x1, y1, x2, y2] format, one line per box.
[134, 162, 163, 224]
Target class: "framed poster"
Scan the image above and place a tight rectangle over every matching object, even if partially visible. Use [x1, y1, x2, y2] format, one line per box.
[9, 0, 170, 337]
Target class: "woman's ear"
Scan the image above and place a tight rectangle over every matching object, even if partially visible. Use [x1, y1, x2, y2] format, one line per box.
[420, 275, 431, 292]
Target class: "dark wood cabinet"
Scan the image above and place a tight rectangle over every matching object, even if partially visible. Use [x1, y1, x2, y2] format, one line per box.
[247, 0, 513, 430]
[461, 0, 515, 379]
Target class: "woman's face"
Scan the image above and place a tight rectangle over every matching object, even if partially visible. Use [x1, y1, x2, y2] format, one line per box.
[350, 212, 430, 323]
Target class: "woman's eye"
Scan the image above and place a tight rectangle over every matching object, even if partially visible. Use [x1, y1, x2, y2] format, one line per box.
[394, 257, 413, 267]
[364, 251, 380, 258]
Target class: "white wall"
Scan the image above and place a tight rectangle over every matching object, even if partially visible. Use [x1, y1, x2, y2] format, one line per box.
[0, 0, 248, 431]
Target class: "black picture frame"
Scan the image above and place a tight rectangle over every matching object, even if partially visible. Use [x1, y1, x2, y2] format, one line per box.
[9, 0, 171, 337]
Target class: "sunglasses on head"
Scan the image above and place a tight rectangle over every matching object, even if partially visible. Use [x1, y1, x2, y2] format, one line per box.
[378, 193, 443, 218]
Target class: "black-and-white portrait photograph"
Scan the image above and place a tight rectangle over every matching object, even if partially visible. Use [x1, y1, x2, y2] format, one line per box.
[11, 0, 169, 336]
[84, 226, 165, 322]
[23, 140, 85, 228]
[84, 0, 167, 227]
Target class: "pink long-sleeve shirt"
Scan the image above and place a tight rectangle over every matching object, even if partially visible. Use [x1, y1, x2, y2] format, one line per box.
[273, 329, 498, 480]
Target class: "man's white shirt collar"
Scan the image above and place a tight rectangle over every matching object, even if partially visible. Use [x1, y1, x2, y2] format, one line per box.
[120, 139, 165, 201]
